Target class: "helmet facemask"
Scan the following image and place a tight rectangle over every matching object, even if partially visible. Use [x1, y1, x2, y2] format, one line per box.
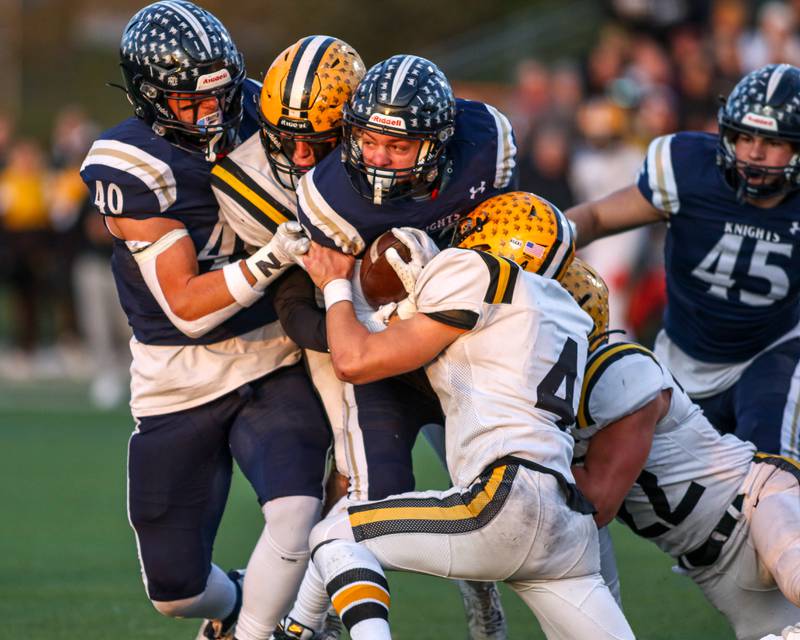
[717, 125, 800, 203]
[258, 115, 339, 190]
[342, 112, 452, 205]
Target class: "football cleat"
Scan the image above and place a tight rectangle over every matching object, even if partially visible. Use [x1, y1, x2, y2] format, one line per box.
[457, 580, 508, 640]
[270, 615, 316, 640]
[195, 569, 244, 640]
[312, 610, 343, 640]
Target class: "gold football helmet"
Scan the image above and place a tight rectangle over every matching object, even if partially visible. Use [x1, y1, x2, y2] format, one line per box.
[259, 35, 365, 189]
[560, 257, 610, 351]
[452, 191, 575, 280]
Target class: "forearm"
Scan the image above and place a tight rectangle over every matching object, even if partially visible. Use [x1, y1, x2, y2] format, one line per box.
[273, 268, 329, 352]
[565, 201, 602, 249]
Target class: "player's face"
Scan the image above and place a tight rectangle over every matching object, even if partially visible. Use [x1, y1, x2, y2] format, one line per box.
[358, 129, 422, 170]
[167, 95, 222, 126]
[280, 135, 339, 168]
[734, 133, 796, 185]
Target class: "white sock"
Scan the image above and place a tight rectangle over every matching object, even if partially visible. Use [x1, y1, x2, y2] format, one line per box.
[314, 539, 391, 639]
[286, 557, 332, 631]
[235, 496, 322, 640]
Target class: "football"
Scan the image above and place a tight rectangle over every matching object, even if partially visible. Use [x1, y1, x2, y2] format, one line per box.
[360, 230, 412, 308]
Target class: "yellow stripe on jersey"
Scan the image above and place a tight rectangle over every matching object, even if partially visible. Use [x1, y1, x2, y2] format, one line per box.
[577, 342, 657, 429]
[348, 465, 506, 528]
[754, 452, 800, 472]
[331, 583, 391, 613]
[492, 256, 512, 304]
[211, 164, 289, 228]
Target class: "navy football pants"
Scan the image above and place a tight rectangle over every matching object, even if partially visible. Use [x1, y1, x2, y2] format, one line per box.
[695, 337, 800, 459]
[127, 362, 330, 601]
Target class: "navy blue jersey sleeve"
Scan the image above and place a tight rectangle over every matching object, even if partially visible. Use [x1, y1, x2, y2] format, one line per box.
[80, 129, 177, 219]
[636, 131, 717, 217]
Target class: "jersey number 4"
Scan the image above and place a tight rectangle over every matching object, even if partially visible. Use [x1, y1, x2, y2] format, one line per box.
[535, 337, 579, 430]
[691, 233, 792, 306]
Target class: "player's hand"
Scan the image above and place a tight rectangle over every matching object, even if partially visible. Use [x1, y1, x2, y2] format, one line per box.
[244, 221, 311, 290]
[304, 241, 355, 290]
[362, 302, 398, 332]
[267, 220, 310, 267]
[392, 227, 440, 266]
[396, 296, 417, 320]
[386, 227, 439, 295]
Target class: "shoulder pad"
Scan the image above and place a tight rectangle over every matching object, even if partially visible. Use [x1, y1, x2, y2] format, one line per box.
[296, 166, 365, 254]
[80, 138, 176, 217]
[578, 342, 663, 429]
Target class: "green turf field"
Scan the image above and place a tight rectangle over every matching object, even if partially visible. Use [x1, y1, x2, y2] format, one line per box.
[0, 380, 734, 639]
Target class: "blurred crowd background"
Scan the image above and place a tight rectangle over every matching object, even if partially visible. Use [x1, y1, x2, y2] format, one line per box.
[0, 0, 795, 407]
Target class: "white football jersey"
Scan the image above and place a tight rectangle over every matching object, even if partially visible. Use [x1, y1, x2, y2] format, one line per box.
[416, 248, 592, 488]
[210, 132, 299, 248]
[571, 342, 756, 557]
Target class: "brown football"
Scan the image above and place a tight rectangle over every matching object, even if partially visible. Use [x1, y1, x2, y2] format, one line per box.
[360, 230, 412, 308]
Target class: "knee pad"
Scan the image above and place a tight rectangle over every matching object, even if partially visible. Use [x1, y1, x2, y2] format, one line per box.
[263, 495, 322, 557]
[151, 593, 204, 618]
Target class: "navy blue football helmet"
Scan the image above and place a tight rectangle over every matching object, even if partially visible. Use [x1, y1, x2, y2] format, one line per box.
[119, 1, 245, 161]
[341, 55, 456, 204]
[717, 63, 800, 202]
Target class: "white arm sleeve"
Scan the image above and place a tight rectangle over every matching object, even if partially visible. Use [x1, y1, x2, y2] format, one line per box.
[132, 228, 245, 339]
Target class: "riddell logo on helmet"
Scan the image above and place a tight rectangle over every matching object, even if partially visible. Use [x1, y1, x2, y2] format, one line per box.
[368, 113, 406, 130]
[742, 112, 778, 131]
[196, 69, 232, 90]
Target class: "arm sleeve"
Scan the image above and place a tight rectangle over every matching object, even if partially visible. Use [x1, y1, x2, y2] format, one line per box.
[272, 267, 329, 352]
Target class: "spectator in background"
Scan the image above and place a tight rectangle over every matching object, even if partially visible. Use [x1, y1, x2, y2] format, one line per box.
[517, 124, 575, 209]
[740, 1, 800, 71]
[0, 140, 51, 375]
[510, 58, 551, 145]
[50, 105, 128, 407]
[569, 97, 645, 338]
[49, 107, 100, 356]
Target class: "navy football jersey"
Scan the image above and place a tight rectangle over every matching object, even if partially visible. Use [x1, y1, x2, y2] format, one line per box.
[296, 98, 517, 255]
[638, 132, 800, 363]
[79, 79, 276, 346]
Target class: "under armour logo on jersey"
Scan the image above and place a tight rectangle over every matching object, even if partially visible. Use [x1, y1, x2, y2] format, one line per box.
[469, 181, 486, 199]
[790, 221, 800, 235]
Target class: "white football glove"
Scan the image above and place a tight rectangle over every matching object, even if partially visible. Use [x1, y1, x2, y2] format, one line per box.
[245, 221, 310, 290]
[386, 227, 439, 295]
[362, 302, 398, 333]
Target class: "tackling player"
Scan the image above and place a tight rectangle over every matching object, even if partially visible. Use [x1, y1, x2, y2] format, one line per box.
[79, 5, 331, 640]
[269, 197, 633, 640]
[217, 52, 518, 640]
[563, 258, 800, 640]
[566, 64, 800, 460]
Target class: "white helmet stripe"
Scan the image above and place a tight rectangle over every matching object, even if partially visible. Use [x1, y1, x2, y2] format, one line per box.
[162, 1, 211, 56]
[766, 63, 792, 103]
[288, 35, 330, 111]
[390, 56, 417, 103]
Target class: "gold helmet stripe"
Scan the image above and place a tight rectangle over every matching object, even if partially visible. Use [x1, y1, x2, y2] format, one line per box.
[475, 251, 519, 304]
[285, 35, 334, 113]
